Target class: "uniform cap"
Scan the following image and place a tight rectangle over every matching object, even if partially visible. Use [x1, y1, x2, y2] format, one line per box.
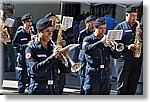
[94, 17, 106, 27]
[84, 15, 95, 23]
[21, 14, 32, 21]
[36, 18, 54, 30]
[125, 6, 138, 13]
[45, 12, 56, 18]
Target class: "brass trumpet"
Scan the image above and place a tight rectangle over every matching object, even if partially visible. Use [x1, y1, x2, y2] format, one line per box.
[51, 23, 81, 72]
[112, 41, 124, 52]
[66, 54, 81, 72]
[105, 40, 124, 52]
[51, 39, 81, 73]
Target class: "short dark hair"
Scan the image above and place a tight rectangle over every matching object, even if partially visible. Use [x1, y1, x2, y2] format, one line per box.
[94, 17, 106, 28]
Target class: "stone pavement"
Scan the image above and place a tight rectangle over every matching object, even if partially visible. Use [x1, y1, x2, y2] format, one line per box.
[1, 72, 117, 95]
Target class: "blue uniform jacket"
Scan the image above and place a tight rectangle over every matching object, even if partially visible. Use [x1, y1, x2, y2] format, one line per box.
[82, 34, 119, 75]
[13, 28, 36, 53]
[13, 28, 37, 66]
[25, 41, 70, 81]
[114, 21, 136, 60]
[78, 28, 93, 49]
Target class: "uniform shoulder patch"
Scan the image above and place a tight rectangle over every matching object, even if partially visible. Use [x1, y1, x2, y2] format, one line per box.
[26, 53, 31, 59]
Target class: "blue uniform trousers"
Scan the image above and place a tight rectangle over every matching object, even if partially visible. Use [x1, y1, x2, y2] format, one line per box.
[117, 58, 142, 95]
[83, 66, 110, 95]
[52, 73, 65, 95]
[78, 50, 86, 95]
[29, 79, 53, 95]
[16, 54, 29, 94]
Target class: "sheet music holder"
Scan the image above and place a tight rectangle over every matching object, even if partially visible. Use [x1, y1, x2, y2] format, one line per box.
[59, 44, 80, 52]
[4, 18, 15, 27]
[107, 30, 123, 41]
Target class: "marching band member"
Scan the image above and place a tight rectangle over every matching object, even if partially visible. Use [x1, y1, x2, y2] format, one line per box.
[78, 15, 95, 95]
[114, 6, 143, 95]
[82, 17, 119, 95]
[44, 12, 67, 94]
[25, 18, 70, 95]
[13, 14, 36, 94]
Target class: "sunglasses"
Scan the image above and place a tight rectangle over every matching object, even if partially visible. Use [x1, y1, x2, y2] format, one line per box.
[26, 20, 33, 22]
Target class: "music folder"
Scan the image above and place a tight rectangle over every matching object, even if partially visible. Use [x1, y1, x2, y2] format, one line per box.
[59, 44, 80, 52]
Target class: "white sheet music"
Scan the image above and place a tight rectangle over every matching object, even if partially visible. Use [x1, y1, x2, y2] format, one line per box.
[62, 16, 73, 31]
[4, 18, 15, 27]
[107, 30, 123, 40]
[59, 44, 80, 52]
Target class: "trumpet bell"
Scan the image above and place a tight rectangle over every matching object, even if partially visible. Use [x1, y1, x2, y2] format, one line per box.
[66, 55, 81, 73]
[116, 43, 124, 52]
[71, 63, 81, 73]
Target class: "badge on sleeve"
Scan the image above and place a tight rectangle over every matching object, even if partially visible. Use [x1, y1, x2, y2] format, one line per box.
[26, 53, 31, 59]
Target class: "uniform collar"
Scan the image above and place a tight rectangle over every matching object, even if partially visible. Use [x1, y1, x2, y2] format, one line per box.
[85, 28, 94, 34]
[92, 33, 99, 40]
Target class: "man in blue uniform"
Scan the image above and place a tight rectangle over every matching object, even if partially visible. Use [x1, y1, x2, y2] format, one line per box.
[82, 17, 119, 95]
[45, 12, 68, 95]
[114, 6, 143, 95]
[25, 18, 70, 95]
[13, 14, 36, 94]
[78, 15, 94, 95]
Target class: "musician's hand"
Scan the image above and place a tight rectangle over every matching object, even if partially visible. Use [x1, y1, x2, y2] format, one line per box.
[58, 40, 66, 47]
[1, 37, 11, 43]
[128, 44, 136, 52]
[61, 48, 69, 57]
[53, 45, 62, 58]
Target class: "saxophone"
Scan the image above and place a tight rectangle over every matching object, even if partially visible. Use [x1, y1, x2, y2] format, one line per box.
[51, 24, 81, 72]
[134, 20, 143, 58]
[55, 24, 69, 67]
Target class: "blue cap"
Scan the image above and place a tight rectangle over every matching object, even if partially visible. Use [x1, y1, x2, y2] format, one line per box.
[45, 12, 56, 18]
[94, 17, 106, 27]
[84, 15, 94, 23]
[21, 14, 32, 21]
[36, 18, 54, 30]
[125, 6, 137, 13]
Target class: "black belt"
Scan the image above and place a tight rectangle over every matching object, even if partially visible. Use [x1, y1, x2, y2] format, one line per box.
[34, 80, 53, 85]
[89, 64, 105, 69]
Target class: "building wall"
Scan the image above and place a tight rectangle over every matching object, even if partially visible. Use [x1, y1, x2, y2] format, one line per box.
[115, 5, 126, 23]
[80, 3, 91, 14]
[14, 3, 60, 23]
[13, 2, 125, 24]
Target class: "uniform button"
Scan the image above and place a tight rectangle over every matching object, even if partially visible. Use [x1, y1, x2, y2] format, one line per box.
[130, 39, 133, 42]
[44, 69, 48, 73]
